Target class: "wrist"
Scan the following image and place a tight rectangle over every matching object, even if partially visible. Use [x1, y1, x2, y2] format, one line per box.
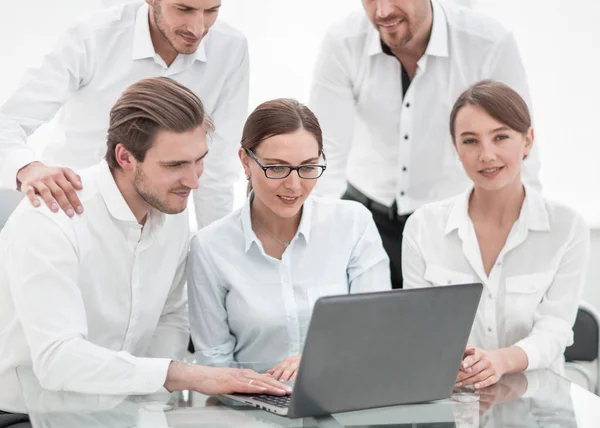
[16, 161, 42, 188]
[164, 361, 193, 392]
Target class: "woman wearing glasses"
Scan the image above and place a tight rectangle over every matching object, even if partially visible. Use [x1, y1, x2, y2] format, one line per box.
[187, 98, 391, 379]
[402, 81, 590, 389]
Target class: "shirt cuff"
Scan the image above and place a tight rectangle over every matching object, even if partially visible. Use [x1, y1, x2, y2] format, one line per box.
[1, 150, 40, 190]
[514, 338, 540, 371]
[133, 358, 172, 394]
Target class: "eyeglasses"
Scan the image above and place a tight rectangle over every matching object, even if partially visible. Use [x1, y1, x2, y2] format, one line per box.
[245, 148, 327, 179]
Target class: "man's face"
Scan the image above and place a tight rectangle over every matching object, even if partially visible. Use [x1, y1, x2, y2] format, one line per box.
[149, 0, 221, 55]
[362, 0, 430, 49]
[133, 125, 209, 215]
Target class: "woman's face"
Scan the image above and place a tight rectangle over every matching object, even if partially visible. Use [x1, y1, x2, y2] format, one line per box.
[241, 129, 322, 219]
[453, 104, 533, 192]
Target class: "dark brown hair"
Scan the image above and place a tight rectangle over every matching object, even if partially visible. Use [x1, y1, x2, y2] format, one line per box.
[105, 77, 214, 170]
[241, 98, 323, 153]
[242, 98, 323, 193]
[449, 80, 531, 142]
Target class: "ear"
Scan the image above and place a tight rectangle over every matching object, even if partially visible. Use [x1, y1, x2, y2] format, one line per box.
[523, 127, 534, 159]
[115, 144, 137, 172]
[238, 147, 251, 177]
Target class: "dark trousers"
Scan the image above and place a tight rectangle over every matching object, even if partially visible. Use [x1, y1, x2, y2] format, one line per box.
[0, 411, 30, 428]
[342, 185, 411, 290]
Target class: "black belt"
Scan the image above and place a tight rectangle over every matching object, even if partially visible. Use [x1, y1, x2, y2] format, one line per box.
[345, 184, 408, 221]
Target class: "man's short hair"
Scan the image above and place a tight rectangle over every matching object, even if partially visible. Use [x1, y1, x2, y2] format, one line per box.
[105, 77, 214, 170]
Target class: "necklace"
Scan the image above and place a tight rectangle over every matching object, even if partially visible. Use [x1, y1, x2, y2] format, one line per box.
[253, 215, 291, 248]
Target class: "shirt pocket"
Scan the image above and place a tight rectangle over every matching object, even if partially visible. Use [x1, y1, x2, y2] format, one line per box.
[504, 271, 554, 323]
[424, 264, 479, 287]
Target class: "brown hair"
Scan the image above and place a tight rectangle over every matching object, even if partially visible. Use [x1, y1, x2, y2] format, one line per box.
[449, 80, 531, 142]
[105, 77, 214, 170]
[241, 98, 323, 193]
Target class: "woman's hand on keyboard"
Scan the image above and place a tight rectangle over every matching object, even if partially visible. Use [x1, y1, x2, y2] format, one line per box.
[266, 354, 302, 381]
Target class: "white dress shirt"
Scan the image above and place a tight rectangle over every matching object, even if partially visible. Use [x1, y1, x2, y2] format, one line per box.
[309, 0, 541, 214]
[187, 195, 391, 365]
[0, 1, 249, 228]
[0, 161, 190, 413]
[402, 185, 590, 374]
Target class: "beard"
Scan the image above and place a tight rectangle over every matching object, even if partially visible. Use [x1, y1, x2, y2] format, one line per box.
[153, 1, 201, 55]
[133, 167, 186, 215]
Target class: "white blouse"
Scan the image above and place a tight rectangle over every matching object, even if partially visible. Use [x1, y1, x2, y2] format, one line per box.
[187, 195, 391, 365]
[402, 186, 590, 374]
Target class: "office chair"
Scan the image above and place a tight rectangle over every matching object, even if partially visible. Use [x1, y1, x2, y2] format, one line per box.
[564, 301, 600, 394]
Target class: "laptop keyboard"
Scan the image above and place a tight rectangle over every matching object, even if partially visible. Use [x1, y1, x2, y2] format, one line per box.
[252, 394, 291, 408]
[250, 380, 294, 408]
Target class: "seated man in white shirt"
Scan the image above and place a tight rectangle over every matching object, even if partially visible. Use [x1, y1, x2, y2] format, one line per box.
[0, 77, 290, 416]
[402, 80, 590, 389]
[0, 0, 248, 230]
[309, 0, 542, 289]
[187, 99, 391, 381]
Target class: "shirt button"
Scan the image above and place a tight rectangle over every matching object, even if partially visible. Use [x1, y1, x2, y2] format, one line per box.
[400, 191, 405, 196]
[405, 102, 411, 108]
[488, 292, 493, 299]
[402, 166, 407, 172]
[404, 135, 409, 140]
[496, 262, 502, 267]
[487, 327, 493, 333]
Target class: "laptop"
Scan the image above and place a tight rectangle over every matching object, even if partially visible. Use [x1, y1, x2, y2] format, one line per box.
[222, 283, 483, 419]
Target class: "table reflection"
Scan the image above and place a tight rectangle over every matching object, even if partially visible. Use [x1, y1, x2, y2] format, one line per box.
[15, 365, 600, 428]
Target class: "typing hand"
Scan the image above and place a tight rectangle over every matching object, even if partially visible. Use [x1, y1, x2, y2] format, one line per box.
[266, 354, 302, 381]
[165, 363, 292, 396]
[455, 347, 506, 389]
[16, 161, 83, 217]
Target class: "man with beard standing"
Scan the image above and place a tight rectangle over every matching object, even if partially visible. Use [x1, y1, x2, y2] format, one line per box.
[309, 0, 541, 289]
[0, 0, 247, 229]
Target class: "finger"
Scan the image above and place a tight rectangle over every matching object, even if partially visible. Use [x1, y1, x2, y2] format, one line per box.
[461, 369, 493, 388]
[272, 364, 289, 381]
[62, 168, 83, 190]
[279, 366, 297, 382]
[456, 359, 488, 385]
[474, 373, 500, 390]
[23, 184, 41, 208]
[461, 351, 483, 371]
[56, 175, 83, 214]
[290, 370, 298, 381]
[47, 181, 75, 217]
[250, 380, 289, 396]
[33, 182, 58, 212]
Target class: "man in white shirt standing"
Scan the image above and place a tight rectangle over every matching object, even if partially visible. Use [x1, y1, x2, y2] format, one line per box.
[0, 0, 248, 230]
[0, 77, 289, 418]
[309, 0, 542, 289]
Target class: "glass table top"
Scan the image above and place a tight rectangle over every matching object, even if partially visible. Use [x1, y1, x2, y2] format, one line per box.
[13, 363, 600, 428]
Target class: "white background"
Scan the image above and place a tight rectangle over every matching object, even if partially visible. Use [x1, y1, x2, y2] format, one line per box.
[1, 0, 599, 308]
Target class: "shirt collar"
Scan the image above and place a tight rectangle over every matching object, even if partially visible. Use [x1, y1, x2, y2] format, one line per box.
[444, 184, 550, 236]
[367, 0, 448, 58]
[93, 161, 166, 230]
[132, 3, 207, 62]
[242, 193, 313, 253]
